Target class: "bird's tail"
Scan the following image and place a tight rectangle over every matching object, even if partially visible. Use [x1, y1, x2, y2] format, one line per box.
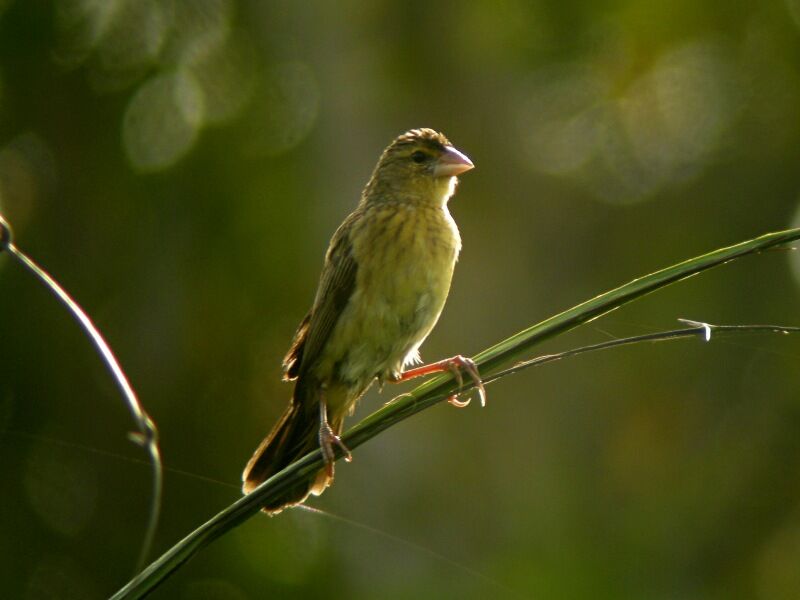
[242, 384, 342, 514]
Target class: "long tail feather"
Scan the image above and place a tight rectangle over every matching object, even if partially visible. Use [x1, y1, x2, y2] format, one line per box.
[242, 383, 343, 514]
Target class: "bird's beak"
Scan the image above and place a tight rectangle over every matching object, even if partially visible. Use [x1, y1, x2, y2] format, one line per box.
[433, 146, 474, 178]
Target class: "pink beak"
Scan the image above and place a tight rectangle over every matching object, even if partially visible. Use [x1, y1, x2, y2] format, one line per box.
[433, 146, 474, 178]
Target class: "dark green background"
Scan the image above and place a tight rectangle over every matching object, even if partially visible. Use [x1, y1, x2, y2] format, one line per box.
[2, 1, 800, 598]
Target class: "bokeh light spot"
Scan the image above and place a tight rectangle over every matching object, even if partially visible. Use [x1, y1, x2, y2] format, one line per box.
[517, 64, 610, 176]
[24, 442, 98, 537]
[164, 0, 234, 66]
[243, 61, 320, 157]
[86, 0, 168, 92]
[620, 39, 743, 186]
[55, 0, 125, 67]
[188, 35, 256, 126]
[517, 37, 743, 204]
[122, 70, 205, 172]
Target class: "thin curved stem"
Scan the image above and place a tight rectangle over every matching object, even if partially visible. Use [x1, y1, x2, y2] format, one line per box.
[1, 215, 162, 573]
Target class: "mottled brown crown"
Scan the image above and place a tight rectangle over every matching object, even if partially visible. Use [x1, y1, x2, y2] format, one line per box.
[388, 128, 451, 154]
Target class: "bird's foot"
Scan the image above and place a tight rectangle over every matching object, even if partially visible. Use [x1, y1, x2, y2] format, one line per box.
[319, 423, 352, 478]
[444, 355, 486, 408]
[396, 355, 486, 408]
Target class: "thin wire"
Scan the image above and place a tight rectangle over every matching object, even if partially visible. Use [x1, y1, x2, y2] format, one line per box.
[3, 427, 528, 597]
[480, 322, 800, 387]
[1, 216, 162, 573]
[297, 505, 532, 599]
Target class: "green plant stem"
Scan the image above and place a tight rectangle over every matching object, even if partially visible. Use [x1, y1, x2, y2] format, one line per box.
[110, 227, 800, 599]
[0, 215, 162, 573]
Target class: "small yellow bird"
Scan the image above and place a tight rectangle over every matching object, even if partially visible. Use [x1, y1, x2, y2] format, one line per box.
[242, 128, 483, 513]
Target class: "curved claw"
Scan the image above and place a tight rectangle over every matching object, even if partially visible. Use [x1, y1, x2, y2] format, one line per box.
[446, 355, 487, 408]
[319, 423, 352, 478]
[447, 394, 471, 408]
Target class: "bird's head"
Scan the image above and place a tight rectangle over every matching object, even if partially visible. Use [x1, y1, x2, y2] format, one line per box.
[364, 128, 474, 206]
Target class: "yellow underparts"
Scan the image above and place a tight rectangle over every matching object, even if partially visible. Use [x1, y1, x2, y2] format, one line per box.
[313, 199, 461, 414]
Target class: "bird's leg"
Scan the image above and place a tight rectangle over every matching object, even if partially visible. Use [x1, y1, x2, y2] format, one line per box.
[318, 392, 352, 478]
[393, 355, 486, 408]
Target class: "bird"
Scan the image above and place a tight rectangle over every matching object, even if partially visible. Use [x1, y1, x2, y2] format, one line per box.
[242, 128, 484, 513]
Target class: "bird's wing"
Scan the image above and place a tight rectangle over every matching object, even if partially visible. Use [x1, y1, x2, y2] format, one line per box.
[282, 312, 310, 381]
[282, 213, 359, 382]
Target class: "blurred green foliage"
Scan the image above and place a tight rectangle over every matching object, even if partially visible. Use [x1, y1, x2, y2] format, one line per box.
[1, 1, 800, 598]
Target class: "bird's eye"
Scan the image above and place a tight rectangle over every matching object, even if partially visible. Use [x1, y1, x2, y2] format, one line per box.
[411, 151, 427, 163]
